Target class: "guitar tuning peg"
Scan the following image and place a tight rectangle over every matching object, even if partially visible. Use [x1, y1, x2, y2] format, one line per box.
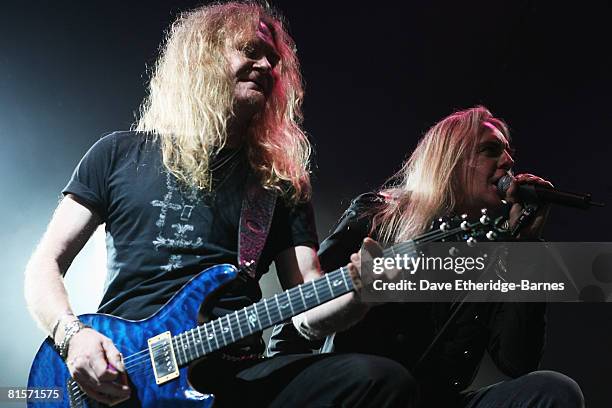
[461, 213, 468, 220]
[467, 237, 477, 247]
[494, 216, 508, 229]
[439, 222, 450, 231]
[481, 208, 488, 215]
[479, 214, 490, 225]
[449, 246, 460, 256]
[486, 231, 498, 240]
[460, 221, 470, 231]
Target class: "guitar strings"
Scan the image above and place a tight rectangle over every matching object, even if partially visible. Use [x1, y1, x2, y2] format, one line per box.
[122, 235, 452, 373]
[123, 237, 446, 372]
[122, 277, 336, 372]
[113, 221, 485, 373]
[120, 274, 340, 364]
[121, 269, 356, 370]
[124, 225, 470, 372]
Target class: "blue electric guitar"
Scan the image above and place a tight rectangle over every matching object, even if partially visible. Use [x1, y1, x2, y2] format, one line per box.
[27, 212, 506, 407]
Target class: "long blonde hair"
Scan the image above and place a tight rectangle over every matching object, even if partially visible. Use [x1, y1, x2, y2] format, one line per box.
[135, 2, 311, 202]
[374, 106, 509, 243]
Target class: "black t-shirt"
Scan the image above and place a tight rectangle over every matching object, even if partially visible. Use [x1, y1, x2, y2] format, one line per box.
[63, 131, 318, 354]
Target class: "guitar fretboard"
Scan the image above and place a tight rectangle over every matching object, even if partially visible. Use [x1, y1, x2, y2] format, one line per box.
[170, 266, 355, 366]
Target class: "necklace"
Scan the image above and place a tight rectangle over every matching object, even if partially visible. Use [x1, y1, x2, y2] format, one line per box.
[209, 147, 243, 172]
[207, 147, 245, 194]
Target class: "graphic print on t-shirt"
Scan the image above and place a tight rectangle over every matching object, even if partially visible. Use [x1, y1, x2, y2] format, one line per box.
[151, 172, 206, 272]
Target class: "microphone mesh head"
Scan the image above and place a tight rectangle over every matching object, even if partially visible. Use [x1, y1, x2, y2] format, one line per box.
[497, 174, 513, 196]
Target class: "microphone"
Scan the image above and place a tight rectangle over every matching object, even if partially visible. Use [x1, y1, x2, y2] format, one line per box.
[497, 174, 605, 210]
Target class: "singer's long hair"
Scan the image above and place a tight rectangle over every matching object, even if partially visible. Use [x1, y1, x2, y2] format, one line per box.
[374, 106, 510, 244]
[135, 2, 311, 202]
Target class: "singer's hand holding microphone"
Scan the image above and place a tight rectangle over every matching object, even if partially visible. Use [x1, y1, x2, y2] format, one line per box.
[496, 173, 603, 238]
[502, 173, 553, 239]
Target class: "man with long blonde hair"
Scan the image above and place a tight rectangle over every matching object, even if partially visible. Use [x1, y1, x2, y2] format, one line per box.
[270, 106, 584, 407]
[25, 2, 412, 406]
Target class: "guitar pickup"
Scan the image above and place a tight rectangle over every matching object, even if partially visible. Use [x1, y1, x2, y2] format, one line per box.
[147, 331, 179, 385]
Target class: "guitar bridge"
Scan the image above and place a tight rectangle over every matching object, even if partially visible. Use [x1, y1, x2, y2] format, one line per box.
[147, 331, 179, 385]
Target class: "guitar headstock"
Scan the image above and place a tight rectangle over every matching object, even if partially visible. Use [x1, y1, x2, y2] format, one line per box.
[428, 208, 510, 246]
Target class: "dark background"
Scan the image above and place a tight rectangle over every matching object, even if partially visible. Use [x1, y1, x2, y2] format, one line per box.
[2, 1, 610, 406]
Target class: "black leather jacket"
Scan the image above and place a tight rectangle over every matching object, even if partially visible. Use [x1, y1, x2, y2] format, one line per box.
[268, 193, 546, 402]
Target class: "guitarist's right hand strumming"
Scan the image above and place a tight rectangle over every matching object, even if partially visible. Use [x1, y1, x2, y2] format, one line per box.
[60, 324, 130, 405]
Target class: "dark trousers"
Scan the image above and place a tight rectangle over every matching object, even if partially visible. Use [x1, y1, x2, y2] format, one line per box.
[191, 355, 582, 408]
[189, 353, 416, 407]
[461, 370, 584, 408]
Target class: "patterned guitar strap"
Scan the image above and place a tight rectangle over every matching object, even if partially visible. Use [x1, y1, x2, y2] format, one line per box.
[238, 172, 278, 279]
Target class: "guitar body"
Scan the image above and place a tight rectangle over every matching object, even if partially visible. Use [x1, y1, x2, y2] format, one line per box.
[27, 264, 238, 408]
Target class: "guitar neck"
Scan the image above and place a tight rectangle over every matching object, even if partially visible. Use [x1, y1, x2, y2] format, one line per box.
[170, 238, 422, 366]
[171, 265, 357, 365]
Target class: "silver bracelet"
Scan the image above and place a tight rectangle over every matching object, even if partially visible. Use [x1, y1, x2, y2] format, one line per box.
[58, 320, 90, 360]
[50, 311, 75, 343]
